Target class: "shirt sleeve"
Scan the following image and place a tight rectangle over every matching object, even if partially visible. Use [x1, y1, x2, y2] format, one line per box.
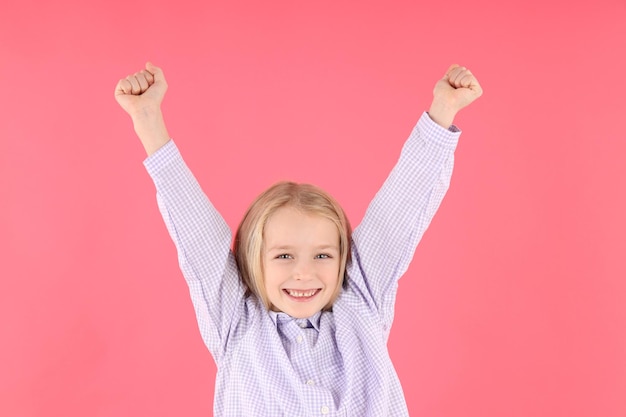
[347, 112, 461, 333]
[143, 140, 245, 362]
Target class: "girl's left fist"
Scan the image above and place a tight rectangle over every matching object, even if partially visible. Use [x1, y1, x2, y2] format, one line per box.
[433, 64, 483, 113]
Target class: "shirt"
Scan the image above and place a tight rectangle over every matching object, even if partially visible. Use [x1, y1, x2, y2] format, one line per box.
[144, 112, 461, 416]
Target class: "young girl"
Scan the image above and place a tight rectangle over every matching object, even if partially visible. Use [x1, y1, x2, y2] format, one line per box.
[115, 63, 482, 416]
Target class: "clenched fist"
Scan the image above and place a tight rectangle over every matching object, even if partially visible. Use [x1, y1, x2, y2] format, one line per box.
[115, 62, 170, 156]
[115, 62, 168, 120]
[429, 64, 483, 128]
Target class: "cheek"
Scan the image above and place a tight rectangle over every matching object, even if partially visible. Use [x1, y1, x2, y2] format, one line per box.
[263, 266, 282, 289]
[322, 263, 341, 285]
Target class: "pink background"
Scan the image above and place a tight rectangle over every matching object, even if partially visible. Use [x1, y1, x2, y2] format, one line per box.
[2, 0, 625, 416]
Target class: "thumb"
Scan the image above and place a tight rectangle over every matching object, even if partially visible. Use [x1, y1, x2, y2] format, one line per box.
[146, 62, 166, 84]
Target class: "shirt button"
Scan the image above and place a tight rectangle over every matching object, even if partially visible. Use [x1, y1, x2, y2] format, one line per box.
[296, 335, 303, 343]
[321, 405, 329, 414]
[306, 379, 315, 386]
[299, 322, 308, 328]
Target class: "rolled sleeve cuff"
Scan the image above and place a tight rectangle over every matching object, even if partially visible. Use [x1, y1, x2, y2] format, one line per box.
[143, 140, 179, 176]
[419, 112, 461, 150]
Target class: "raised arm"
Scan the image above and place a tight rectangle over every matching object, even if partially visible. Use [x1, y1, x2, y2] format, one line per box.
[347, 65, 482, 332]
[115, 64, 244, 361]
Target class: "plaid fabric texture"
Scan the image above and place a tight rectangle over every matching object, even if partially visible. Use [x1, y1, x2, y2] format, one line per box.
[144, 112, 461, 416]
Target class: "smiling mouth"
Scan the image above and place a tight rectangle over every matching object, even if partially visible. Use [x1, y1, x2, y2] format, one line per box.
[283, 289, 321, 300]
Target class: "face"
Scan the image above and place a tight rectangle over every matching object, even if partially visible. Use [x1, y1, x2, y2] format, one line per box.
[262, 206, 341, 319]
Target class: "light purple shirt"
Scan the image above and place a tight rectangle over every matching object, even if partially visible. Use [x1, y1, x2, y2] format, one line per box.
[144, 112, 461, 416]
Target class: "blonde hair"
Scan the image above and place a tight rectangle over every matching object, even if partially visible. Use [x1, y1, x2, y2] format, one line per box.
[234, 181, 352, 311]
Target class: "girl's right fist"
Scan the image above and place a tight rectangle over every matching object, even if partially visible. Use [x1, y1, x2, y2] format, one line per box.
[114, 62, 167, 118]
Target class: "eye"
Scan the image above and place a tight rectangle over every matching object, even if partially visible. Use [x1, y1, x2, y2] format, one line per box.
[276, 254, 292, 259]
[315, 253, 331, 259]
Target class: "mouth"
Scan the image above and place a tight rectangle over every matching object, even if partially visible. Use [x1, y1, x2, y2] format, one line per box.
[283, 288, 321, 302]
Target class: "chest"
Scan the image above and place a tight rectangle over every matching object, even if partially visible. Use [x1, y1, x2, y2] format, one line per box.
[216, 305, 391, 415]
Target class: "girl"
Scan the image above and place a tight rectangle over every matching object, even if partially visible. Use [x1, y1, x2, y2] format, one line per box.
[115, 63, 482, 416]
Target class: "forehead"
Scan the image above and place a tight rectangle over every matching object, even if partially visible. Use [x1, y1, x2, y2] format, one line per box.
[264, 206, 339, 247]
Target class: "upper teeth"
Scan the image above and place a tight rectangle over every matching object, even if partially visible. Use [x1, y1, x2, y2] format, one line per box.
[287, 289, 317, 297]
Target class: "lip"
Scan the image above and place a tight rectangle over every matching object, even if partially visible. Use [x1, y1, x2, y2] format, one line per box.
[282, 288, 321, 302]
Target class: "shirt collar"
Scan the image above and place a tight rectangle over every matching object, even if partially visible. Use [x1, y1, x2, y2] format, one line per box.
[268, 310, 322, 331]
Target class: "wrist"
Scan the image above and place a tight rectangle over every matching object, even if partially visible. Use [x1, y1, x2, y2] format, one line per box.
[131, 109, 171, 156]
[130, 104, 163, 124]
[428, 99, 457, 129]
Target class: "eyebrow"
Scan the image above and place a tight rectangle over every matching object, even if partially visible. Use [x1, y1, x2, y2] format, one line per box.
[266, 244, 339, 252]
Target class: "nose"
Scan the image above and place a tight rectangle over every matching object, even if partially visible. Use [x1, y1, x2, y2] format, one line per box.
[293, 258, 314, 280]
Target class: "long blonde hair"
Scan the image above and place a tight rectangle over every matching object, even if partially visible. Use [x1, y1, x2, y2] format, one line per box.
[234, 182, 352, 310]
